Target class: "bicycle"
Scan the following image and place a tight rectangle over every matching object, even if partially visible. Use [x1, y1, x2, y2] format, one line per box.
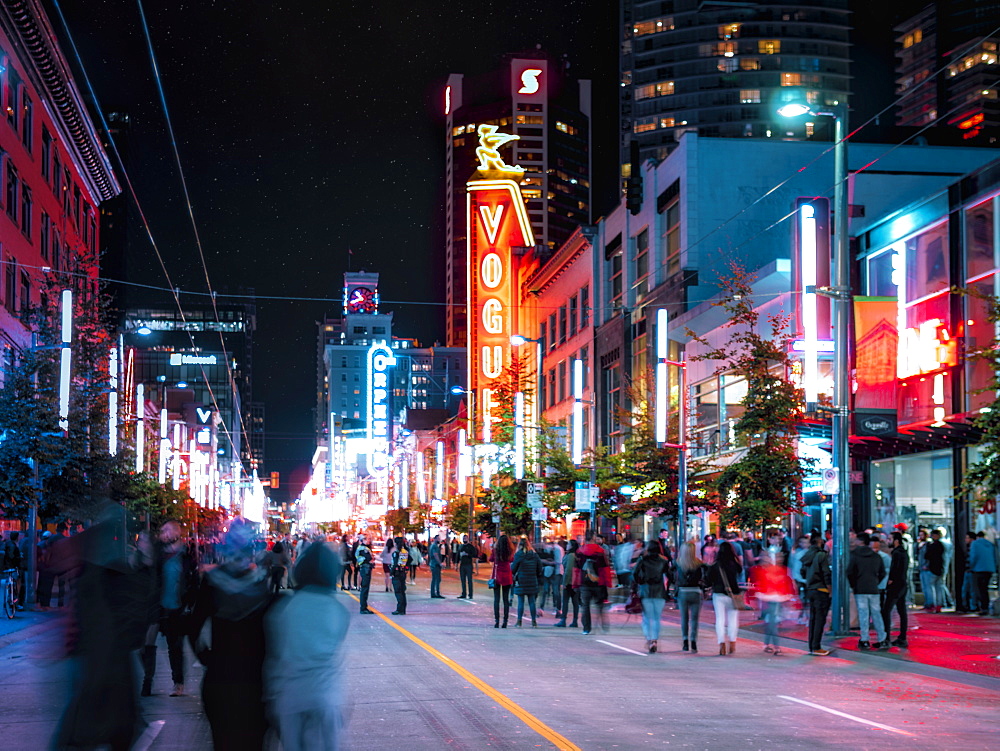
[2, 568, 18, 619]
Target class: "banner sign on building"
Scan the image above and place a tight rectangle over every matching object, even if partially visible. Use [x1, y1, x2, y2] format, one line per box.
[366, 341, 396, 477]
[854, 297, 898, 436]
[466, 125, 534, 443]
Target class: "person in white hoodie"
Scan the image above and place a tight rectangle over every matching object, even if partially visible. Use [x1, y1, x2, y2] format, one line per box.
[265, 541, 350, 751]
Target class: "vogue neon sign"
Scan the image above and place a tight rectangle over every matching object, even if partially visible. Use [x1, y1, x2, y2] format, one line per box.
[367, 341, 395, 477]
[466, 127, 534, 442]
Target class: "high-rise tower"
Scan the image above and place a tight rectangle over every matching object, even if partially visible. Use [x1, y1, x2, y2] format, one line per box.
[443, 52, 591, 347]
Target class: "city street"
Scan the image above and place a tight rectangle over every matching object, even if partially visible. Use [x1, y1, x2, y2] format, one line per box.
[2, 569, 997, 751]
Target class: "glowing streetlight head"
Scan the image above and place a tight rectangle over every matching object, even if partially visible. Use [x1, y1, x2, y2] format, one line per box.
[777, 102, 811, 118]
[510, 334, 529, 347]
[450, 385, 467, 395]
[136, 325, 152, 336]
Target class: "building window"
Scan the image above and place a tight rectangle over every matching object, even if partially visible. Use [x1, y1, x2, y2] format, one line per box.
[740, 89, 761, 104]
[580, 285, 589, 327]
[902, 29, 923, 49]
[548, 313, 557, 350]
[635, 228, 650, 298]
[558, 360, 567, 402]
[20, 185, 31, 237]
[5, 68, 20, 130]
[633, 116, 657, 133]
[555, 120, 579, 135]
[51, 229, 60, 271]
[5, 257, 15, 312]
[718, 57, 738, 73]
[718, 23, 741, 39]
[539, 320, 547, 351]
[633, 17, 673, 35]
[20, 90, 31, 151]
[40, 212, 49, 261]
[547, 369, 557, 409]
[662, 197, 681, 276]
[559, 305, 568, 344]
[569, 295, 578, 337]
[758, 40, 781, 54]
[41, 128, 52, 181]
[659, 116, 675, 128]
[19, 270, 29, 314]
[634, 80, 674, 100]
[610, 250, 623, 308]
[5, 161, 16, 218]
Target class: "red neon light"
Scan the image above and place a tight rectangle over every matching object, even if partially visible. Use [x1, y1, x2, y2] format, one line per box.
[958, 112, 984, 130]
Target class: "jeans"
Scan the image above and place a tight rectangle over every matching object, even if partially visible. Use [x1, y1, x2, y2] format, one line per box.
[579, 585, 605, 632]
[712, 593, 739, 643]
[640, 597, 665, 641]
[560, 586, 579, 625]
[516, 593, 537, 623]
[973, 571, 993, 614]
[927, 573, 944, 608]
[358, 565, 372, 611]
[493, 584, 511, 624]
[392, 576, 407, 613]
[762, 600, 782, 647]
[430, 565, 442, 597]
[919, 569, 933, 606]
[677, 587, 702, 642]
[881, 587, 907, 639]
[962, 570, 978, 611]
[538, 575, 557, 610]
[854, 593, 885, 643]
[459, 563, 474, 598]
[808, 591, 831, 652]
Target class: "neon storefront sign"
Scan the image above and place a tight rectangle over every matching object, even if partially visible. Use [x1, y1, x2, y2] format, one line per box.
[367, 341, 396, 477]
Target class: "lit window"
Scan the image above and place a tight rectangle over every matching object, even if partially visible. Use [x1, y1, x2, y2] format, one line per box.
[555, 120, 579, 135]
[515, 114, 544, 125]
[758, 40, 780, 54]
[659, 116, 675, 128]
[634, 80, 674, 100]
[740, 89, 761, 104]
[633, 116, 657, 133]
[740, 58, 761, 71]
[718, 58, 738, 72]
[718, 23, 741, 39]
[633, 17, 673, 35]
[782, 73, 802, 86]
[805, 122, 815, 137]
[451, 125, 465, 136]
[522, 188, 542, 199]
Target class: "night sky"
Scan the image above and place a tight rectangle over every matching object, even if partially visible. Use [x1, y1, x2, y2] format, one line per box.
[50, 0, 912, 501]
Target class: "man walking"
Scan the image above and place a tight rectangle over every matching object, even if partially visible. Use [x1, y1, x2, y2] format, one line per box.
[458, 535, 477, 599]
[356, 534, 374, 614]
[429, 535, 445, 598]
[968, 531, 997, 616]
[924, 529, 946, 612]
[847, 532, 887, 650]
[801, 533, 832, 656]
[881, 531, 910, 646]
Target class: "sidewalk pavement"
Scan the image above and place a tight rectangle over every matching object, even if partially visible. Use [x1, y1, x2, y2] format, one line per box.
[0, 606, 66, 648]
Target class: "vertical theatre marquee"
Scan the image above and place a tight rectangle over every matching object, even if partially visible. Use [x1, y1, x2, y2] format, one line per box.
[467, 125, 534, 443]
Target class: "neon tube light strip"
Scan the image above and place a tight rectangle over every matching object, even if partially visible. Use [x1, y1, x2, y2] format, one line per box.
[800, 204, 819, 403]
[655, 308, 668, 444]
[572, 359, 584, 465]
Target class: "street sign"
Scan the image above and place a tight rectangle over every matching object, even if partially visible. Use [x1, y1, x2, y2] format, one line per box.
[531, 507, 548, 521]
[527, 482, 545, 509]
[822, 467, 840, 495]
[492, 514, 501, 523]
[575, 481, 596, 512]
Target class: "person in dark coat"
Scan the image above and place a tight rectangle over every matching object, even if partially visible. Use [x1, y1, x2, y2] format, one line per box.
[510, 537, 542, 627]
[489, 535, 514, 628]
[632, 540, 671, 653]
[881, 531, 910, 646]
[188, 521, 273, 751]
[390, 537, 409, 615]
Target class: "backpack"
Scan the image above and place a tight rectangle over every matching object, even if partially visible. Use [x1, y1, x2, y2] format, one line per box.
[582, 558, 600, 583]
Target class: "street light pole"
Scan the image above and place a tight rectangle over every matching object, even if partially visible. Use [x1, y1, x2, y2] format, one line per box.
[830, 107, 852, 636]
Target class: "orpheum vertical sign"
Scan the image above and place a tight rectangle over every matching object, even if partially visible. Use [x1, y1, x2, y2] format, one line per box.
[467, 125, 535, 443]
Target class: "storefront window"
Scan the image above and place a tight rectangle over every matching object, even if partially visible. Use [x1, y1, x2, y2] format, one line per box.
[905, 222, 948, 303]
[965, 198, 995, 279]
[866, 248, 898, 297]
[869, 451, 954, 535]
[965, 277, 996, 411]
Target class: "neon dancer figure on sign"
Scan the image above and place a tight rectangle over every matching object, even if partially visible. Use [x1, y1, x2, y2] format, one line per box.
[475, 125, 525, 177]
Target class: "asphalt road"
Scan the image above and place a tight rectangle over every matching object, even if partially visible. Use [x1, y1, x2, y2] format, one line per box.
[1, 569, 996, 750]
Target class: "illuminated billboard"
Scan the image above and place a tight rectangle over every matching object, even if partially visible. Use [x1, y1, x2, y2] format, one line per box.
[366, 341, 395, 477]
[466, 125, 534, 442]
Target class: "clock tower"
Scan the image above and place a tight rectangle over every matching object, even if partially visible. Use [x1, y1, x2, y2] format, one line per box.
[343, 271, 380, 315]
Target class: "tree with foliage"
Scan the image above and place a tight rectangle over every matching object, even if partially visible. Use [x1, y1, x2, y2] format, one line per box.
[687, 264, 810, 530]
[959, 290, 1000, 509]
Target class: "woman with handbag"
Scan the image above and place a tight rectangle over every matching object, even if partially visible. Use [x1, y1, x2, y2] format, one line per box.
[631, 540, 670, 653]
[489, 535, 514, 628]
[705, 540, 744, 655]
[675, 541, 706, 653]
[510, 537, 542, 627]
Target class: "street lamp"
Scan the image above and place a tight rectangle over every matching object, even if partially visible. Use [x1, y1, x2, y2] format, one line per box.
[654, 308, 688, 546]
[779, 98, 851, 635]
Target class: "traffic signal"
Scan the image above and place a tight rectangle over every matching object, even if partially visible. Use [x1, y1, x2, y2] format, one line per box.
[270, 471, 280, 489]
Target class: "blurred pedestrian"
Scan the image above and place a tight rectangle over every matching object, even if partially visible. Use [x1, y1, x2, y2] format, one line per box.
[960, 531, 979, 613]
[969, 531, 997, 616]
[537, 539, 557, 616]
[789, 535, 810, 624]
[675, 541, 705, 653]
[924, 529, 946, 612]
[751, 551, 795, 654]
[554, 540, 580, 628]
[881, 531, 910, 646]
[141, 520, 198, 697]
[338, 535, 353, 591]
[700, 534, 718, 566]
[380, 537, 394, 592]
[390, 537, 409, 615]
[802, 533, 833, 655]
[355, 534, 374, 614]
[574, 530, 612, 635]
[705, 540, 743, 655]
[188, 521, 273, 750]
[269, 539, 291, 593]
[429, 534, 445, 598]
[632, 540, 670, 653]
[408, 540, 422, 583]
[458, 534, 477, 599]
[265, 541, 349, 751]
[490, 534, 514, 628]
[511, 537, 542, 627]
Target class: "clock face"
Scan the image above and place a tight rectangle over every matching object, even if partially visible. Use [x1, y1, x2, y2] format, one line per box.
[346, 286, 377, 313]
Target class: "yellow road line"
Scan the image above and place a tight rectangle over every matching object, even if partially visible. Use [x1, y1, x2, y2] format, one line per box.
[347, 593, 580, 751]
